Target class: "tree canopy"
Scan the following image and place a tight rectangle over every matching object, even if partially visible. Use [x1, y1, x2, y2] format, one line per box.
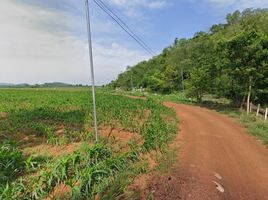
[110, 9, 268, 105]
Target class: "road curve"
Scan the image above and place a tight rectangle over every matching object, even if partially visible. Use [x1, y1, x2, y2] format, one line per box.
[150, 102, 268, 200]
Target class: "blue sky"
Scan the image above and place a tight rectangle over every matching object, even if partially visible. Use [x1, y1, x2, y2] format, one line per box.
[0, 0, 267, 85]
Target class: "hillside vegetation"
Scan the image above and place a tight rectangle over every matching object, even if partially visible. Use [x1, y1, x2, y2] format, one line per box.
[111, 9, 268, 106]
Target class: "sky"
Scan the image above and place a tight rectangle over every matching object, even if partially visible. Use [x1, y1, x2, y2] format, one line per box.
[0, 0, 267, 85]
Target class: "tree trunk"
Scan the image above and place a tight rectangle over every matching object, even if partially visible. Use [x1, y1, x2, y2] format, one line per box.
[246, 77, 252, 115]
[130, 75, 133, 91]
[240, 93, 246, 110]
[181, 68, 184, 91]
[197, 92, 202, 102]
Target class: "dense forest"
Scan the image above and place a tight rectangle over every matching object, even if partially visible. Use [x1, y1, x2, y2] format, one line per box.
[110, 9, 268, 106]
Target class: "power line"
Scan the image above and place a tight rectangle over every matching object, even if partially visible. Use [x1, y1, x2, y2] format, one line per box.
[93, 0, 155, 56]
[93, 0, 154, 56]
[96, 0, 155, 55]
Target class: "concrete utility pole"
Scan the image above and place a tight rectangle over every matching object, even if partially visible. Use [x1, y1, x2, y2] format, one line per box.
[85, 0, 98, 142]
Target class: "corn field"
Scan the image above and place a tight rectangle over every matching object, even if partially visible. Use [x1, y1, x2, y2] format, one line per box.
[0, 88, 177, 199]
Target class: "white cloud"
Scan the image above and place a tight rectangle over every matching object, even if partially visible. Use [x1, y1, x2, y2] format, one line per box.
[148, 1, 167, 9]
[108, 0, 168, 8]
[0, 0, 149, 85]
[203, 0, 268, 9]
[93, 42, 149, 83]
[107, 0, 169, 17]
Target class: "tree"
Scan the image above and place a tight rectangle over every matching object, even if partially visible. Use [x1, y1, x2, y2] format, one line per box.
[111, 9, 268, 106]
[185, 67, 209, 102]
[223, 30, 268, 110]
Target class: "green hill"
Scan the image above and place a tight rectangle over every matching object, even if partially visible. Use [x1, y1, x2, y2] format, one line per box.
[110, 8, 268, 105]
[0, 82, 79, 88]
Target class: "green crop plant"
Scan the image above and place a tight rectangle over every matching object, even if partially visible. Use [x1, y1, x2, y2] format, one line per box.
[2, 143, 140, 199]
[0, 141, 25, 185]
[0, 88, 178, 199]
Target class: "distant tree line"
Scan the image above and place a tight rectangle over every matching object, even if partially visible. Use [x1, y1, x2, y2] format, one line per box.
[110, 9, 268, 106]
[0, 82, 85, 88]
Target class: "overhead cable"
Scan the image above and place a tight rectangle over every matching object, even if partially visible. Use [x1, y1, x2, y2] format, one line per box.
[93, 0, 155, 56]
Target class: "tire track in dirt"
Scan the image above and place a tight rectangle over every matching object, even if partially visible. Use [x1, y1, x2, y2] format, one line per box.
[142, 102, 268, 200]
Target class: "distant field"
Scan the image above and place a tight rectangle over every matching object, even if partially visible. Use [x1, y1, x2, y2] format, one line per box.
[0, 88, 177, 199]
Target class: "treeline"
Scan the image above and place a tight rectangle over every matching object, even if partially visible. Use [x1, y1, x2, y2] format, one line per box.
[0, 82, 85, 88]
[110, 9, 268, 105]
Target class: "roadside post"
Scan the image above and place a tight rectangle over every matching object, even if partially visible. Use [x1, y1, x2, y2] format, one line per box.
[265, 108, 268, 122]
[85, 0, 98, 142]
[256, 104, 260, 117]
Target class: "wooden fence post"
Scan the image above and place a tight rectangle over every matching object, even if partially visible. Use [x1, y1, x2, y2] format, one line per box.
[265, 108, 268, 122]
[256, 104, 260, 117]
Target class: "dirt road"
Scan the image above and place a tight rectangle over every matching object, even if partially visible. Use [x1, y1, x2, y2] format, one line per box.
[145, 102, 268, 200]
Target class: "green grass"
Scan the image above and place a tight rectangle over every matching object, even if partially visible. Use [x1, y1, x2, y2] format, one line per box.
[114, 90, 191, 104]
[197, 96, 268, 147]
[221, 111, 268, 146]
[0, 88, 178, 199]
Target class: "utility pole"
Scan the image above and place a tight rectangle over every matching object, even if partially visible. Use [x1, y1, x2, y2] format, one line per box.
[85, 0, 98, 142]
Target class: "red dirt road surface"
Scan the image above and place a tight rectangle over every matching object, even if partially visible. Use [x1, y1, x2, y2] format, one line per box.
[145, 102, 268, 200]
